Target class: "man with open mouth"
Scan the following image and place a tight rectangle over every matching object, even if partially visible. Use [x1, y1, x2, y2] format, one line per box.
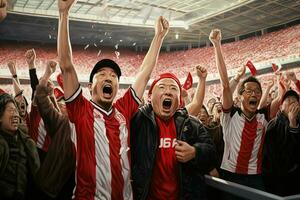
[210, 28, 283, 199]
[0, 93, 40, 200]
[130, 72, 216, 200]
[57, 0, 169, 199]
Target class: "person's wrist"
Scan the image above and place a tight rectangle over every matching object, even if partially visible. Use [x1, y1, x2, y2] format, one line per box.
[289, 119, 297, 128]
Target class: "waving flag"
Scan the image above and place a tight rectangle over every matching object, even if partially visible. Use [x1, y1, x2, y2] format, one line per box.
[182, 72, 193, 90]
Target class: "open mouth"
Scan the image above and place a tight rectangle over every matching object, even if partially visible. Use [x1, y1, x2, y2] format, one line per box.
[249, 99, 257, 106]
[11, 117, 19, 126]
[162, 99, 172, 109]
[103, 85, 113, 96]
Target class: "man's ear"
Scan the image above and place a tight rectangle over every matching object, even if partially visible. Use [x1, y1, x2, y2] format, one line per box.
[88, 83, 92, 95]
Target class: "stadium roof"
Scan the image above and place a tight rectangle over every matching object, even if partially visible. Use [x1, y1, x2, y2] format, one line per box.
[1, 0, 300, 48]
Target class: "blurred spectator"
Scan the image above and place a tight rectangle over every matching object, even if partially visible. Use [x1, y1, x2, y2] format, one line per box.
[263, 90, 300, 196]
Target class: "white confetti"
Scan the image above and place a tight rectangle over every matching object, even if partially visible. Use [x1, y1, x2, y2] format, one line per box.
[84, 44, 90, 50]
[49, 34, 52, 39]
[94, 43, 97, 47]
[97, 50, 102, 56]
[115, 51, 120, 59]
[115, 44, 119, 49]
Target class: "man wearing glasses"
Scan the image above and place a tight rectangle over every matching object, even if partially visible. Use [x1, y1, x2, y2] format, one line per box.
[209, 29, 282, 199]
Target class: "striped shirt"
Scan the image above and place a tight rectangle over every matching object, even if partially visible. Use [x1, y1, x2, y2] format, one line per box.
[66, 86, 141, 200]
[221, 106, 269, 174]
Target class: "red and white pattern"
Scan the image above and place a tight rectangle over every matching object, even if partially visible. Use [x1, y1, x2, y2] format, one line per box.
[65, 86, 141, 200]
[221, 106, 269, 174]
[26, 105, 51, 152]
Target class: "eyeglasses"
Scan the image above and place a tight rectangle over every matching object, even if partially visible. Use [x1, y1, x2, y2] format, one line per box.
[242, 89, 262, 96]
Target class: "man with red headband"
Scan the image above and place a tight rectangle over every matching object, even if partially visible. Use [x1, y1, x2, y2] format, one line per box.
[131, 72, 216, 200]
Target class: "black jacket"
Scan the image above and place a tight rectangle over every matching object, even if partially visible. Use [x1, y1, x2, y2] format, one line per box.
[263, 111, 300, 177]
[131, 104, 216, 200]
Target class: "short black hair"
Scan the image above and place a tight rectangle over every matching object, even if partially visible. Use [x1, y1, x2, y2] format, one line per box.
[281, 90, 299, 104]
[0, 93, 16, 118]
[238, 76, 262, 95]
[89, 59, 121, 83]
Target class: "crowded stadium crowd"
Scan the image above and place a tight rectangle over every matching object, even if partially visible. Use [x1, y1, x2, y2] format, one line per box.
[0, 0, 300, 200]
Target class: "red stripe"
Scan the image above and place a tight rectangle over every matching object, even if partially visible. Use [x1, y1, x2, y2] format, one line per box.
[104, 112, 124, 200]
[74, 105, 96, 200]
[235, 119, 258, 174]
[256, 126, 266, 174]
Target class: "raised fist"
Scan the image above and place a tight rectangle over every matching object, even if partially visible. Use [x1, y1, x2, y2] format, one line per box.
[25, 49, 36, 67]
[285, 71, 297, 82]
[7, 61, 16, 76]
[196, 65, 207, 79]
[58, 0, 77, 13]
[209, 29, 222, 45]
[46, 60, 57, 75]
[236, 65, 246, 80]
[0, 0, 7, 22]
[155, 16, 169, 38]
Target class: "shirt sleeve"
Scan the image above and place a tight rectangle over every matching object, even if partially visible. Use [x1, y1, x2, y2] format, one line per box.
[220, 106, 237, 135]
[114, 87, 142, 120]
[65, 86, 90, 123]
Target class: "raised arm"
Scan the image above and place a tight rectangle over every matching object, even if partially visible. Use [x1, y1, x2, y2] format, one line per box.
[57, 0, 79, 99]
[25, 49, 39, 100]
[286, 71, 300, 93]
[269, 74, 285, 119]
[229, 65, 246, 95]
[186, 65, 207, 116]
[7, 61, 22, 96]
[209, 29, 233, 110]
[258, 79, 274, 109]
[132, 16, 169, 99]
[0, 0, 7, 22]
[36, 61, 63, 137]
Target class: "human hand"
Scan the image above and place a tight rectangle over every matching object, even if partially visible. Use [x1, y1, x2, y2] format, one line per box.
[288, 102, 300, 128]
[25, 49, 36, 69]
[7, 61, 17, 76]
[209, 29, 222, 46]
[58, 0, 77, 13]
[0, 0, 7, 22]
[155, 16, 169, 38]
[175, 140, 196, 163]
[196, 65, 207, 80]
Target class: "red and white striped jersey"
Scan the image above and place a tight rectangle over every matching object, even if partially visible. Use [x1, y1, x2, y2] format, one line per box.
[220, 106, 269, 175]
[26, 105, 51, 152]
[65, 86, 141, 200]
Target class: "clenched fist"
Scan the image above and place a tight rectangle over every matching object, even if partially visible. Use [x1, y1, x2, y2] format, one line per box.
[58, 0, 77, 13]
[7, 61, 17, 76]
[155, 16, 169, 38]
[209, 29, 222, 46]
[25, 49, 36, 68]
[0, 0, 7, 22]
[196, 65, 207, 80]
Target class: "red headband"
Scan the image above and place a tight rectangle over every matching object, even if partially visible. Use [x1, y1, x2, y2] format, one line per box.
[148, 73, 183, 107]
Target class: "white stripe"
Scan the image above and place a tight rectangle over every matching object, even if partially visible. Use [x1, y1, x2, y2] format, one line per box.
[36, 119, 46, 149]
[94, 109, 112, 200]
[129, 87, 142, 105]
[69, 121, 78, 199]
[65, 86, 82, 103]
[221, 112, 243, 173]
[115, 109, 133, 200]
[91, 100, 113, 116]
